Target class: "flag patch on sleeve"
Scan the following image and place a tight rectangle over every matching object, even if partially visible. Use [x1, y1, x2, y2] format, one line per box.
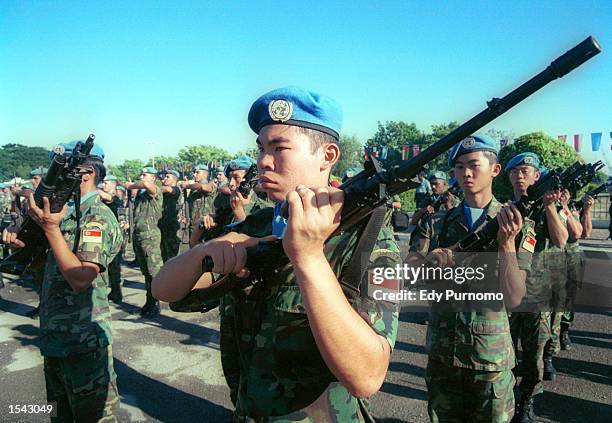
[82, 229, 102, 243]
[521, 234, 536, 253]
[367, 270, 401, 303]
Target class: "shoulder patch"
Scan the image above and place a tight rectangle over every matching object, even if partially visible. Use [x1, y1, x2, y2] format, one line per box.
[82, 229, 103, 243]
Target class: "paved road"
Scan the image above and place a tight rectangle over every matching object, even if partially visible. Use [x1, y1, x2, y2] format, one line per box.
[1, 231, 610, 422]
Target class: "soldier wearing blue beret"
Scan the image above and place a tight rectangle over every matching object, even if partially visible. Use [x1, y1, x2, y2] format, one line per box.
[154, 86, 401, 421]
[159, 169, 182, 262]
[407, 135, 538, 423]
[505, 152, 569, 422]
[124, 166, 164, 317]
[99, 174, 124, 304]
[181, 163, 216, 237]
[4, 141, 122, 420]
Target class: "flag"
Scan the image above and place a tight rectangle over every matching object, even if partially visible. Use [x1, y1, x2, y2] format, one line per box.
[591, 132, 602, 151]
[558, 135, 567, 143]
[573, 134, 581, 152]
[402, 145, 408, 160]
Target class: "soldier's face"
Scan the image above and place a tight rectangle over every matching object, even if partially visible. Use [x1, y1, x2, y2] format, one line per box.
[102, 180, 116, 193]
[140, 173, 156, 183]
[163, 175, 177, 186]
[454, 152, 500, 195]
[256, 125, 335, 202]
[508, 165, 539, 193]
[31, 175, 41, 187]
[194, 170, 208, 182]
[430, 179, 447, 195]
[228, 169, 247, 191]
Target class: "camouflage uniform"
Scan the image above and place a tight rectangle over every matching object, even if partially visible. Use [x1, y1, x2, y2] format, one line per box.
[133, 186, 163, 314]
[187, 184, 217, 234]
[102, 194, 124, 303]
[40, 192, 122, 422]
[160, 185, 181, 262]
[220, 207, 400, 421]
[410, 198, 534, 423]
[510, 207, 568, 398]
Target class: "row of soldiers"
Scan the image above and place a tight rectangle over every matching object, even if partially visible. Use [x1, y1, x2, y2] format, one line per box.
[407, 145, 595, 422]
[0, 85, 604, 422]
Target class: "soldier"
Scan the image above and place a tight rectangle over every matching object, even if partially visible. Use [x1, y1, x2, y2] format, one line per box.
[3, 143, 122, 421]
[414, 170, 432, 209]
[182, 164, 216, 235]
[0, 185, 13, 212]
[154, 86, 400, 421]
[505, 154, 568, 423]
[410, 170, 457, 227]
[98, 174, 124, 304]
[159, 170, 182, 262]
[190, 156, 269, 246]
[408, 135, 534, 423]
[125, 167, 163, 318]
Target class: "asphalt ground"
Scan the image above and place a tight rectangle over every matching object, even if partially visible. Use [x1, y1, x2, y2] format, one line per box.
[1, 230, 611, 423]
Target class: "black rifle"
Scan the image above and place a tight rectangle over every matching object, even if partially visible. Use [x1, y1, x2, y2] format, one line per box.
[170, 36, 601, 312]
[0, 212, 18, 259]
[572, 181, 610, 212]
[451, 161, 604, 254]
[0, 135, 96, 275]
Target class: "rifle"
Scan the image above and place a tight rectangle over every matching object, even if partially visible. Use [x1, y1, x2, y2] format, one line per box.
[170, 36, 601, 312]
[126, 173, 134, 244]
[450, 161, 604, 254]
[0, 135, 96, 275]
[181, 186, 191, 243]
[571, 181, 610, 212]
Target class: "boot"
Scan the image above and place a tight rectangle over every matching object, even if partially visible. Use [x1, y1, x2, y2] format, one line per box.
[140, 283, 160, 318]
[512, 396, 536, 423]
[108, 280, 123, 304]
[543, 357, 557, 381]
[560, 330, 572, 350]
[25, 304, 40, 319]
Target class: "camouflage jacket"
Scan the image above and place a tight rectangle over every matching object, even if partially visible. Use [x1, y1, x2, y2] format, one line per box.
[410, 197, 534, 371]
[40, 192, 122, 357]
[133, 185, 163, 233]
[188, 184, 217, 230]
[220, 207, 401, 421]
[160, 186, 181, 232]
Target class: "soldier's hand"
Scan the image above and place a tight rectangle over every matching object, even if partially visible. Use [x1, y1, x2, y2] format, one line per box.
[543, 189, 561, 208]
[426, 205, 435, 214]
[582, 195, 594, 211]
[2, 225, 25, 249]
[428, 247, 454, 268]
[230, 191, 251, 210]
[560, 189, 571, 206]
[497, 202, 523, 247]
[283, 185, 343, 265]
[200, 232, 277, 277]
[202, 214, 217, 230]
[27, 194, 67, 233]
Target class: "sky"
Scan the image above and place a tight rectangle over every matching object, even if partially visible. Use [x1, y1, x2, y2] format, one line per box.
[1, 0, 611, 169]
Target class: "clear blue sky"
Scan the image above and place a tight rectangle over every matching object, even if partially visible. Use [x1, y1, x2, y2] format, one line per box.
[1, 1, 611, 168]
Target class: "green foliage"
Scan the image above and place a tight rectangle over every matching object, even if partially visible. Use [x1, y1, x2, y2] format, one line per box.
[334, 134, 364, 178]
[493, 131, 579, 201]
[237, 147, 260, 159]
[0, 144, 50, 180]
[108, 159, 145, 182]
[366, 121, 423, 151]
[177, 145, 231, 165]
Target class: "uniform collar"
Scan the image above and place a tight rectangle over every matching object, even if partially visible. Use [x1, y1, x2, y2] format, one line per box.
[447, 196, 501, 232]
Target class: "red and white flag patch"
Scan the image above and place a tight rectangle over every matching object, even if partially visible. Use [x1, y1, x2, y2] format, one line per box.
[82, 229, 102, 243]
[521, 234, 536, 253]
[367, 270, 401, 303]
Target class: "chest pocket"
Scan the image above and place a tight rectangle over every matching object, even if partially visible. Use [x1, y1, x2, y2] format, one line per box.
[272, 285, 312, 354]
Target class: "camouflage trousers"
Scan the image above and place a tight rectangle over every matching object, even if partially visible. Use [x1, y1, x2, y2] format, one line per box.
[108, 251, 122, 287]
[509, 311, 551, 397]
[133, 230, 162, 289]
[425, 360, 515, 423]
[43, 346, 119, 423]
[160, 229, 181, 263]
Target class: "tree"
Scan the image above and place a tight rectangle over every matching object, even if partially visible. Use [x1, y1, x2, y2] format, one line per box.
[108, 159, 145, 182]
[366, 121, 423, 152]
[0, 143, 50, 180]
[177, 145, 232, 165]
[421, 121, 461, 171]
[334, 134, 364, 178]
[493, 131, 579, 201]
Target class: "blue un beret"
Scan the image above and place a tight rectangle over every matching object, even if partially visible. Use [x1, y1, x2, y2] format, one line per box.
[194, 163, 209, 171]
[224, 156, 257, 178]
[104, 174, 118, 182]
[448, 134, 499, 167]
[504, 152, 541, 172]
[539, 167, 549, 178]
[165, 170, 180, 178]
[429, 171, 448, 182]
[141, 166, 158, 175]
[54, 141, 105, 161]
[30, 167, 47, 177]
[248, 86, 343, 140]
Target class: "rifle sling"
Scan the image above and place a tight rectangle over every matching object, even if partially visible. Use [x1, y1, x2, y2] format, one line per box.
[340, 205, 386, 299]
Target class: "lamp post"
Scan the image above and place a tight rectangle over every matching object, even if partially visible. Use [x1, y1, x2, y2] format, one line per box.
[146, 141, 160, 167]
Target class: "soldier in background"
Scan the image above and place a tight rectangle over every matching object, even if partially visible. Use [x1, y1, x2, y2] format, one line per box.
[409, 170, 457, 227]
[159, 170, 181, 262]
[125, 167, 163, 318]
[182, 164, 216, 235]
[98, 174, 124, 304]
[3, 144, 122, 421]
